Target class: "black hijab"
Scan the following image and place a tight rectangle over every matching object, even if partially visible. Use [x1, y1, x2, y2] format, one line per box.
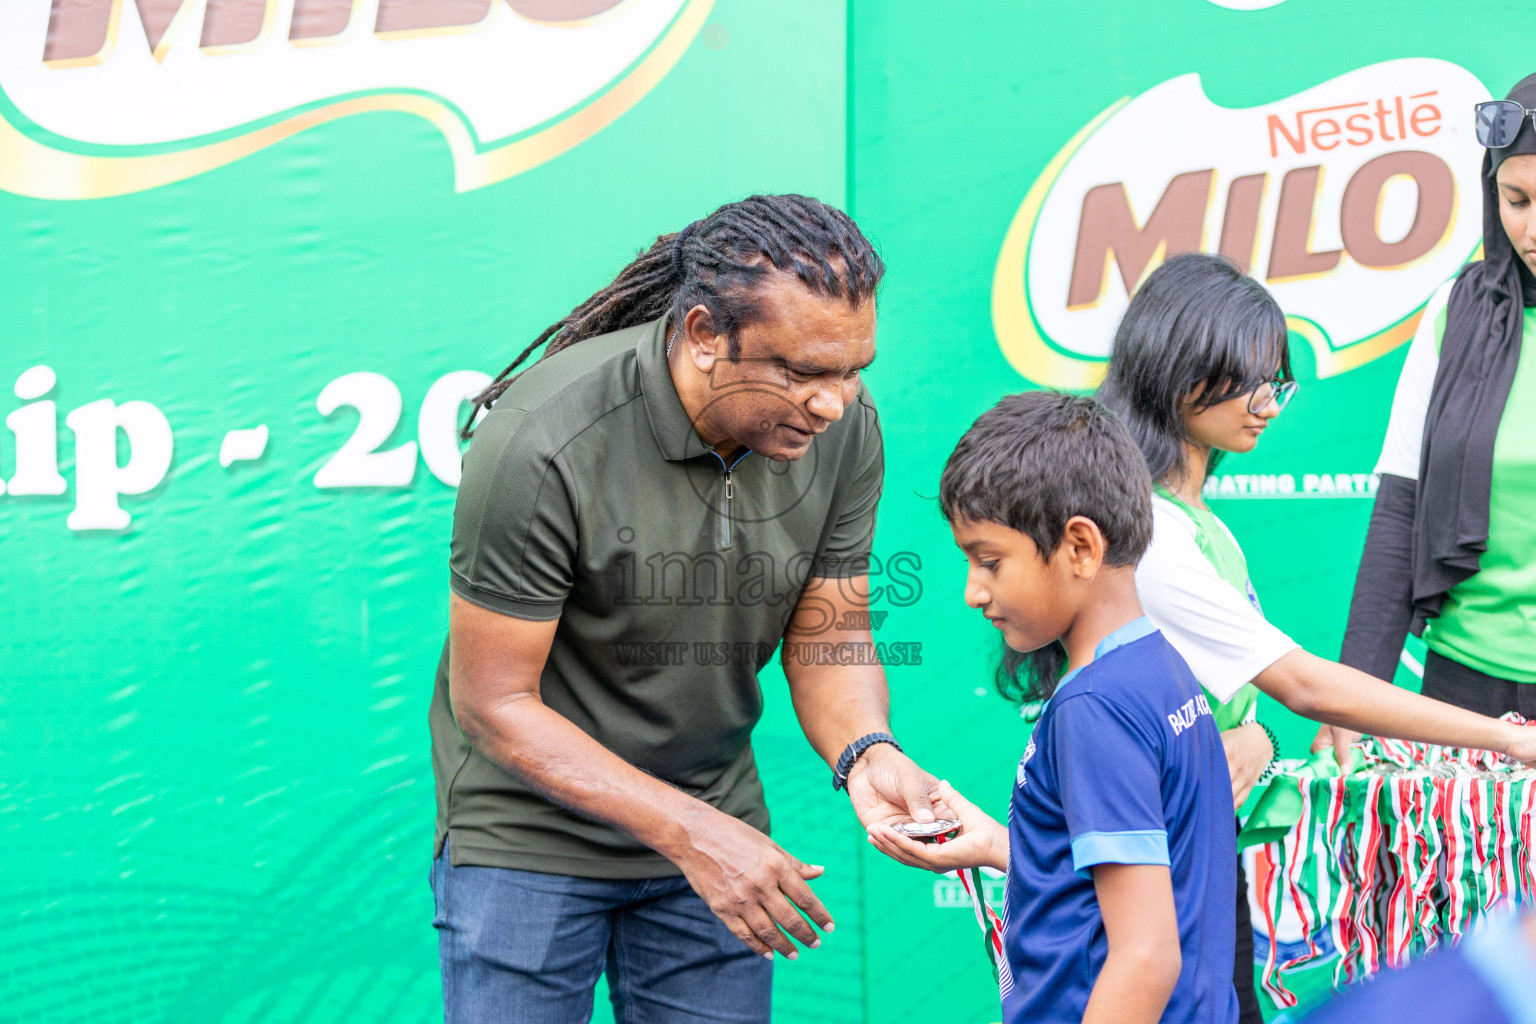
[1411, 73, 1536, 631]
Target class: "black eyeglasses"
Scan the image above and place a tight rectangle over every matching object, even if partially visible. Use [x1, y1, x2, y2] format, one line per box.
[1475, 100, 1536, 149]
[1247, 378, 1298, 415]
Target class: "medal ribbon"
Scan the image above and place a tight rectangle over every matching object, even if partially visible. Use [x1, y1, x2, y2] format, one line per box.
[933, 835, 1005, 977]
[1248, 717, 1536, 1000]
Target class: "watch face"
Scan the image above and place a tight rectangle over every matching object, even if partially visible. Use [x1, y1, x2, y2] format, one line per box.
[890, 818, 961, 839]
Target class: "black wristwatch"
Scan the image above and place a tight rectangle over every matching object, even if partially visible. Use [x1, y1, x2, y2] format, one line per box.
[832, 732, 902, 792]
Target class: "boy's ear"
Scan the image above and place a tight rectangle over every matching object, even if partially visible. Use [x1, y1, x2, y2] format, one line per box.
[1060, 515, 1107, 580]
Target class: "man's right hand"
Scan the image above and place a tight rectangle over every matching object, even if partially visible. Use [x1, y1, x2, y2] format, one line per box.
[450, 595, 833, 959]
[670, 808, 834, 960]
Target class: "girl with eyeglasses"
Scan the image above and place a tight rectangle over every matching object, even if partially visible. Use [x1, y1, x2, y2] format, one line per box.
[1074, 251, 1536, 1024]
[1333, 73, 1536, 741]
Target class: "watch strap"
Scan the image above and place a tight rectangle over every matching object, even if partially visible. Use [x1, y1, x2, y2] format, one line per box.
[832, 731, 901, 792]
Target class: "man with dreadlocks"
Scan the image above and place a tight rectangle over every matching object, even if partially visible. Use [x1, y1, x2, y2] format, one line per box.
[428, 194, 947, 1022]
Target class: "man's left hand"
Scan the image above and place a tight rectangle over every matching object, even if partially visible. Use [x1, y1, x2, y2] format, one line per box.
[844, 743, 954, 829]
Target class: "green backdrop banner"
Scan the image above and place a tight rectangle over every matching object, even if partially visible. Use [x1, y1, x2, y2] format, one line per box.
[0, 1, 1518, 1021]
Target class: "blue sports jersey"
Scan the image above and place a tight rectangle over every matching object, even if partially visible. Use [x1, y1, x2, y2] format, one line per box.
[1296, 911, 1536, 1024]
[1001, 617, 1237, 1024]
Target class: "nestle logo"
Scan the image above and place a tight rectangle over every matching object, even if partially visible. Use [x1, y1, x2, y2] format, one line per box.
[1267, 91, 1442, 159]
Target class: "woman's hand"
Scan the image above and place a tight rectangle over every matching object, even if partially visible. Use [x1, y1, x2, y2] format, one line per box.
[1310, 723, 1361, 768]
[866, 780, 1008, 873]
[1502, 721, 1536, 768]
[1222, 723, 1274, 808]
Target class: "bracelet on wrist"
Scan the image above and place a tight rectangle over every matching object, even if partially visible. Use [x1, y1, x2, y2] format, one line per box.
[832, 732, 901, 792]
[1256, 721, 1281, 783]
[1256, 721, 1279, 759]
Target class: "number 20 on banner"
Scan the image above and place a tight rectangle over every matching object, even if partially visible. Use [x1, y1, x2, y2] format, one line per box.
[1, 367, 491, 531]
[312, 370, 490, 490]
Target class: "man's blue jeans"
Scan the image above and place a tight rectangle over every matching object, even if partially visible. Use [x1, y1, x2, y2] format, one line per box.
[431, 843, 772, 1024]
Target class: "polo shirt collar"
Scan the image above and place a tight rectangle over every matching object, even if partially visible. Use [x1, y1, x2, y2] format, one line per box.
[636, 317, 715, 462]
[1055, 615, 1158, 691]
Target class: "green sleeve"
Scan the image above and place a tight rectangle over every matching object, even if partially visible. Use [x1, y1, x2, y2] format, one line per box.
[449, 406, 578, 620]
[809, 390, 884, 579]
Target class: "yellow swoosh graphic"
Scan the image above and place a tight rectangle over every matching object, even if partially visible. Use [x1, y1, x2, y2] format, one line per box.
[991, 98, 1128, 391]
[0, 0, 712, 201]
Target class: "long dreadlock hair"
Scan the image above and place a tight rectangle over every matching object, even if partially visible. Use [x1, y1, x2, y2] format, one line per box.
[462, 193, 885, 439]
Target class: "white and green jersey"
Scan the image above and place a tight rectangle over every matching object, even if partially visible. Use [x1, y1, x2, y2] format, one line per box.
[1136, 488, 1300, 732]
[1376, 281, 1536, 683]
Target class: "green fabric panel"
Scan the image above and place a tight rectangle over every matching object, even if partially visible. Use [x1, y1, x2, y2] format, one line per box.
[1156, 486, 1260, 728]
[1435, 290, 1450, 353]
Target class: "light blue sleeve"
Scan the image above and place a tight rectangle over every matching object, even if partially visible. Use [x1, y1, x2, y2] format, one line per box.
[1070, 829, 1170, 878]
[1054, 693, 1171, 880]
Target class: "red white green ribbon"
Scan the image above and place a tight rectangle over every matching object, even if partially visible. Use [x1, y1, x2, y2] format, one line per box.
[1248, 716, 1536, 1002]
[934, 836, 1005, 978]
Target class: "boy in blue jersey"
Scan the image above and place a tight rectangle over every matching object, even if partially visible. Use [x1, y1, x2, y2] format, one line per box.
[869, 391, 1238, 1024]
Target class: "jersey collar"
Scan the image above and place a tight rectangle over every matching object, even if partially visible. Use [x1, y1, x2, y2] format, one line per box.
[1054, 615, 1157, 692]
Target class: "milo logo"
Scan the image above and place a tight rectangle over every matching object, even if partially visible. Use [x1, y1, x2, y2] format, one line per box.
[993, 59, 1489, 388]
[0, 0, 711, 199]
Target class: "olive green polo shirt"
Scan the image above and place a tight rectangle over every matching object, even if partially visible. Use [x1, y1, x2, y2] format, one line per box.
[431, 316, 883, 878]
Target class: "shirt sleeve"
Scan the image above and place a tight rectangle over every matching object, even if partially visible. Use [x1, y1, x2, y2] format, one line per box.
[1374, 281, 1450, 480]
[1051, 694, 1170, 878]
[448, 407, 578, 620]
[1135, 503, 1299, 703]
[810, 389, 884, 579]
[1340, 473, 1418, 680]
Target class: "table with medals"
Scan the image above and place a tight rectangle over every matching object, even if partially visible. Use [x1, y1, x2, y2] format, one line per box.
[1240, 716, 1536, 1008]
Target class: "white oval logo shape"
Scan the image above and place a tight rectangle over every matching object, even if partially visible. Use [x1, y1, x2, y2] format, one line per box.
[993, 58, 1489, 389]
[1205, 0, 1291, 10]
[0, 0, 711, 199]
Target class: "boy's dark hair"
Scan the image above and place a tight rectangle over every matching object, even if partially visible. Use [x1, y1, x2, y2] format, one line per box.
[1095, 252, 1291, 486]
[939, 390, 1153, 714]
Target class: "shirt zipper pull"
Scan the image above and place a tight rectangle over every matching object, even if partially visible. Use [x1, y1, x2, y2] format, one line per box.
[720, 469, 733, 550]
